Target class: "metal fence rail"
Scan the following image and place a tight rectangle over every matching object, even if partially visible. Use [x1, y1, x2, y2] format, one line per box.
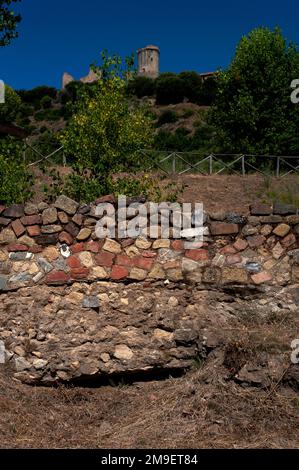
[24, 142, 299, 178]
[141, 150, 299, 177]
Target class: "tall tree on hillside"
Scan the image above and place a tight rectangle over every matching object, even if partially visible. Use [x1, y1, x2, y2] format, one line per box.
[0, 0, 21, 47]
[210, 27, 299, 155]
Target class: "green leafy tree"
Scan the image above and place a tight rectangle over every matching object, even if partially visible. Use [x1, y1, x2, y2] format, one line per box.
[156, 73, 185, 105]
[0, 0, 21, 47]
[210, 27, 299, 155]
[60, 51, 154, 201]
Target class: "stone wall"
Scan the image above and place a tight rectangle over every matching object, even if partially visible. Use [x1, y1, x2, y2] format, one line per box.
[0, 195, 299, 290]
[1, 194, 299, 385]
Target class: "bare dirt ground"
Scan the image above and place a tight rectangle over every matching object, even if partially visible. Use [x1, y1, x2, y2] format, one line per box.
[178, 174, 299, 213]
[0, 367, 298, 449]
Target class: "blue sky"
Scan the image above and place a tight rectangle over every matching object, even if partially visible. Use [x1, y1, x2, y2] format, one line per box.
[1, 0, 299, 90]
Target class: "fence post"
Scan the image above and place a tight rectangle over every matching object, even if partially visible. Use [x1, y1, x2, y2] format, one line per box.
[172, 153, 176, 174]
[276, 156, 280, 177]
[23, 141, 26, 165]
[209, 154, 213, 175]
[241, 155, 245, 176]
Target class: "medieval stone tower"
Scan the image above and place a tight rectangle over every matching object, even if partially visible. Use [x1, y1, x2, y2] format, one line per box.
[137, 45, 160, 79]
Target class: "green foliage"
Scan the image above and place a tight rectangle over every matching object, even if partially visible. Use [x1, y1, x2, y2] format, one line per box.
[200, 76, 218, 105]
[157, 109, 178, 126]
[156, 73, 185, 105]
[17, 86, 57, 106]
[59, 51, 154, 202]
[40, 95, 52, 109]
[210, 27, 299, 155]
[0, 0, 21, 47]
[0, 85, 21, 122]
[126, 76, 156, 98]
[0, 138, 33, 204]
[179, 71, 203, 104]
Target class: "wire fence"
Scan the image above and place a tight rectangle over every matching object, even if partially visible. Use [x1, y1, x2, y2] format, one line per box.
[24, 141, 299, 178]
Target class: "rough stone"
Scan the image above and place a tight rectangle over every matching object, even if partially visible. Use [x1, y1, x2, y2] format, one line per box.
[251, 271, 272, 285]
[114, 345, 133, 361]
[273, 223, 291, 238]
[24, 203, 38, 215]
[233, 239, 248, 251]
[273, 202, 297, 215]
[152, 239, 171, 249]
[210, 222, 239, 236]
[250, 203, 272, 216]
[111, 265, 129, 280]
[77, 251, 93, 268]
[0, 228, 16, 245]
[42, 207, 58, 225]
[35, 234, 58, 246]
[103, 239, 122, 254]
[3, 204, 24, 218]
[222, 267, 248, 284]
[135, 238, 152, 250]
[41, 225, 63, 234]
[20, 215, 42, 226]
[27, 225, 41, 237]
[82, 296, 100, 309]
[0, 217, 11, 227]
[247, 235, 266, 248]
[54, 195, 79, 215]
[95, 251, 115, 267]
[76, 228, 91, 241]
[129, 267, 147, 280]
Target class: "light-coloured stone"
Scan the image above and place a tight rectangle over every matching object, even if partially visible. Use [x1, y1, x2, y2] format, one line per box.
[77, 228, 91, 241]
[153, 329, 174, 341]
[28, 263, 39, 275]
[98, 293, 110, 303]
[129, 267, 148, 280]
[166, 268, 183, 281]
[114, 344, 134, 360]
[18, 235, 36, 247]
[272, 242, 284, 260]
[0, 251, 8, 262]
[78, 251, 93, 268]
[182, 258, 200, 273]
[124, 245, 140, 257]
[91, 266, 108, 279]
[260, 224, 273, 236]
[0, 228, 16, 245]
[135, 238, 152, 250]
[153, 239, 170, 249]
[100, 353, 110, 363]
[148, 264, 165, 279]
[222, 267, 248, 284]
[168, 296, 179, 307]
[273, 224, 291, 238]
[65, 292, 84, 304]
[103, 239, 122, 254]
[43, 246, 60, 262]
[33, 359, 48, 370]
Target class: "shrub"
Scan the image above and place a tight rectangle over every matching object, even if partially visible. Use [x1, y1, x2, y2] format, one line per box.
[156, 73, 185, 105]
[179, 71, 203, 104]
[157, 110, 178, 126]
[0, 85, 21, 122]
[0, 156, 33, 204]
[40, 95, 52, 109]
[126, 76, 156, 98]
[17, 86, 58, 104]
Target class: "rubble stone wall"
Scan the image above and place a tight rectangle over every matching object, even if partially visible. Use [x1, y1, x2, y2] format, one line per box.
[1, 195, 299, 385]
